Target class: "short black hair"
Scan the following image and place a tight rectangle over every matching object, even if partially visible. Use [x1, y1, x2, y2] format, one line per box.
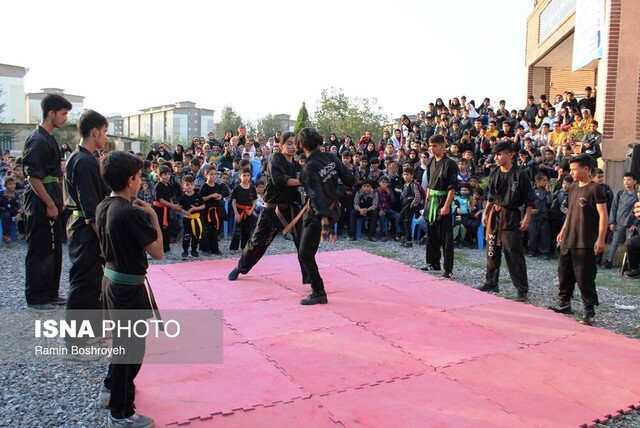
[41, 94, 72, 120]
[181, 175, 195, 184]
[402, 167, 414, 175]
[569, 154, 594, 169]
[535, 172, 548, 182]
[77, 110, 108, 138]
[101, 151, 143, 191]
[158, 165, 171, 175]
[624, 172, 638, 181]
[241, 167, 252, 175]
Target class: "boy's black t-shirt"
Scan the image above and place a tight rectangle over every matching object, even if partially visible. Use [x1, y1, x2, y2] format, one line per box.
[154, 181, 173, 203]
[179, 192, 203, 212]
[96, 196, 157, 275]
[200, 182, 222, 208]
[563, 181, 606, 249]
[230, 185, 257, 206]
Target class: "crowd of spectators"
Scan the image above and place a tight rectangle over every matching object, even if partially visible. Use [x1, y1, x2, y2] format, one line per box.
[2, 87, 638, 273]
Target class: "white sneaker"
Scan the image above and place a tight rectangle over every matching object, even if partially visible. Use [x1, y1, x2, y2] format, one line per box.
[98, 385, 110, 408]
[108, 412, 155, 428]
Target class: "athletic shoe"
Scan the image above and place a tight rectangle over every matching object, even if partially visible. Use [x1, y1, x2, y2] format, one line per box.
[108, 412, 155, 428]
[441, 271, 453, 279]
[603, 260, 613, 269]
[27, 303, 57, 313]
[548, 301, 573, 314]
[228, 268, 242, 281]
[403, 241, 413, 248]
[191, 250, 200, 258]
[300, 292, 328, 305]
[181, 252, 189, 261]
[212, 251, 223, 256]
[624, 269, 640, 278]
[579, 309, 595, 326]
[420, 265, 441, 272]
[49, 296, 67, 305]
[477, 284, 500, 292]
[98, 385, 110, 408]
[515, 293, 529, 303]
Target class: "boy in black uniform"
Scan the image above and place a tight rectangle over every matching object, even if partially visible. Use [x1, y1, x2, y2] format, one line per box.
[528, 172, 552, 258]
[179, 175, 205, 260]
[422, 134, 458, 278]
[297, 128, 356, 305]
[199, 165, 226, 255]
[229, 168, 257, 253]
[550, 154, 608, 325]
[63, 110, 111, 353]
[228, 131, 308, 282]
[22, 94, 72, 312]
[337, 150, 357, 235]
[96, 151, 163, 428]
[153, 165, 180, 253]
[478, 141, 535, 302]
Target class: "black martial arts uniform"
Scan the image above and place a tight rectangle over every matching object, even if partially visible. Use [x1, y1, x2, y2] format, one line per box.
[179, 192, 204, 254]
[22, 126, 64, 305]
[153, 182, 174, 252]
[483, 165, 535, 294]
[198, 180, 228, 254]
[299, 151, 356, 298]
[97, 196, 155, 421]
[64, 146, 111, 344]
[233, 152, 307, 281]
[425, 156, 458, 272]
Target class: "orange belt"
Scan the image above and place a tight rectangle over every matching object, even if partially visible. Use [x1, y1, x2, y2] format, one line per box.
[206, 206, 220, 229]
[236, 204, 252, 221]
[153, 201, 169, 227]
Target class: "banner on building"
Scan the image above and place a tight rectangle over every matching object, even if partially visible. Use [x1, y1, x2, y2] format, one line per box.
[572, 0, 605, 71]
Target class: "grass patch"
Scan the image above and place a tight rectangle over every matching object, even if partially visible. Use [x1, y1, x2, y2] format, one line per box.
[367, 248, 404, 260]
[598, 273, 640, 296]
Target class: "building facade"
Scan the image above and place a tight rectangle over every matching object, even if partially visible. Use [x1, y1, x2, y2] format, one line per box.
[526, 0, 640, 186]
[0, 63, 28, 123]
[122, 101, 215, 144]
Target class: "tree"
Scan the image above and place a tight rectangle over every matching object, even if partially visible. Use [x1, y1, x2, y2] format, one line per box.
[0, 85, 5, 122]
[217, 105, 245, 136]
[294, 102, 311, 133]
[313, 88, 388, 144]
[255, 113, 283, 139]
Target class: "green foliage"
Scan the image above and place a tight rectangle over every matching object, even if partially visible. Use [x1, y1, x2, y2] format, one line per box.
[217, 105, 245, 136]
[313, 88, 388, 142]
[255, 113, 282, 139]
[568, 126, 585, 142]
[0, 85, 5, 122]
[294, 102, 311, 133]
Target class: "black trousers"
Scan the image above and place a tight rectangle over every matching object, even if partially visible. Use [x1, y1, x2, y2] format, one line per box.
[399, 206, 417, 241]
[25, 214, 62, 305]
[298, 212, 325, 296]
[199, 207, 221, 253]
[237, 207, 309, 283]
[66, 237, 104, 345]
[102, 278, 151, 419]
[557, 247, 599, 308]
[485, 230, 529, 294]
[426, 214, 454, 272]
[182, 218, 201, 252]
[153, 206, 171, 252]
[349, 209, 378, 238]
[528, 217, 551, 255]
[626, 235, 640, 269]
[230, 217, 253, 251]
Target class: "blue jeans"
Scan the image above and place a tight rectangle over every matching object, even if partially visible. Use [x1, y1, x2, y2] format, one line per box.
[607, 226, 635, 262]
[379, 209, 400, 235]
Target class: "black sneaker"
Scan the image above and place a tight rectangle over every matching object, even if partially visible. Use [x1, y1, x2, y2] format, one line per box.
[191, 250, 200, 258]
[548, 302, 573, 314]
[181, 252, 189, 260]
[228, 268, 242, 281]
[515, 293, 529, 303]
[603, 260, 613, 269]
[367, 236, 377, 242]
[49, 296, 67, 306]
[212, 251, 223, 256]
[300, 292, 328, 305]
[420, 265, 441, 272]
[579, 309, 595, 326]
[404, 241, 413, 248]
[441, 271, 453, 279]
[477, 284, 500, 292]
[624, 269, 640, 278]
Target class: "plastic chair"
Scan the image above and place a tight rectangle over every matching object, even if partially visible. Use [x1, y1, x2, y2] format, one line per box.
[477, 224, 485, 249]
[0, 217, 18, 247]
[225, 199, 235, 237]
[355, 218, 364, 239]
[250, 159, 261, 181]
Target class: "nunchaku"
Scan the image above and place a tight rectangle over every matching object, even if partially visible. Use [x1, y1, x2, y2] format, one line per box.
[144, 276, 164, 332]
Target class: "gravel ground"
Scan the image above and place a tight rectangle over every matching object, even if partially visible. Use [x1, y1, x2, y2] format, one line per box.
[1, 234, 639, 427]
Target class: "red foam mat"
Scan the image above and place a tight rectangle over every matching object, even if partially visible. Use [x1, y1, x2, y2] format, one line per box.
[135, 249, 640, 427]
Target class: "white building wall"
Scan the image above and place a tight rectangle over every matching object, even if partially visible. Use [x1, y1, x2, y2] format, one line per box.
[0, 76, 26, 123]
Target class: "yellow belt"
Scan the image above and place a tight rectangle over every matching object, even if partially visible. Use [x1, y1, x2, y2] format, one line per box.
[183, 213, 203, 239]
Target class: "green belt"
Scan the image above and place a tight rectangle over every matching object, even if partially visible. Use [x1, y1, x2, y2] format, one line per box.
[428, 189, 448, 224]
[104, 267, 145, 285]
[73, 210, 85, 218]
[41, 175, 58, 184]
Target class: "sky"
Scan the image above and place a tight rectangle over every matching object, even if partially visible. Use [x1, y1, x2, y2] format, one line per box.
[3, 0, 533, 124]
